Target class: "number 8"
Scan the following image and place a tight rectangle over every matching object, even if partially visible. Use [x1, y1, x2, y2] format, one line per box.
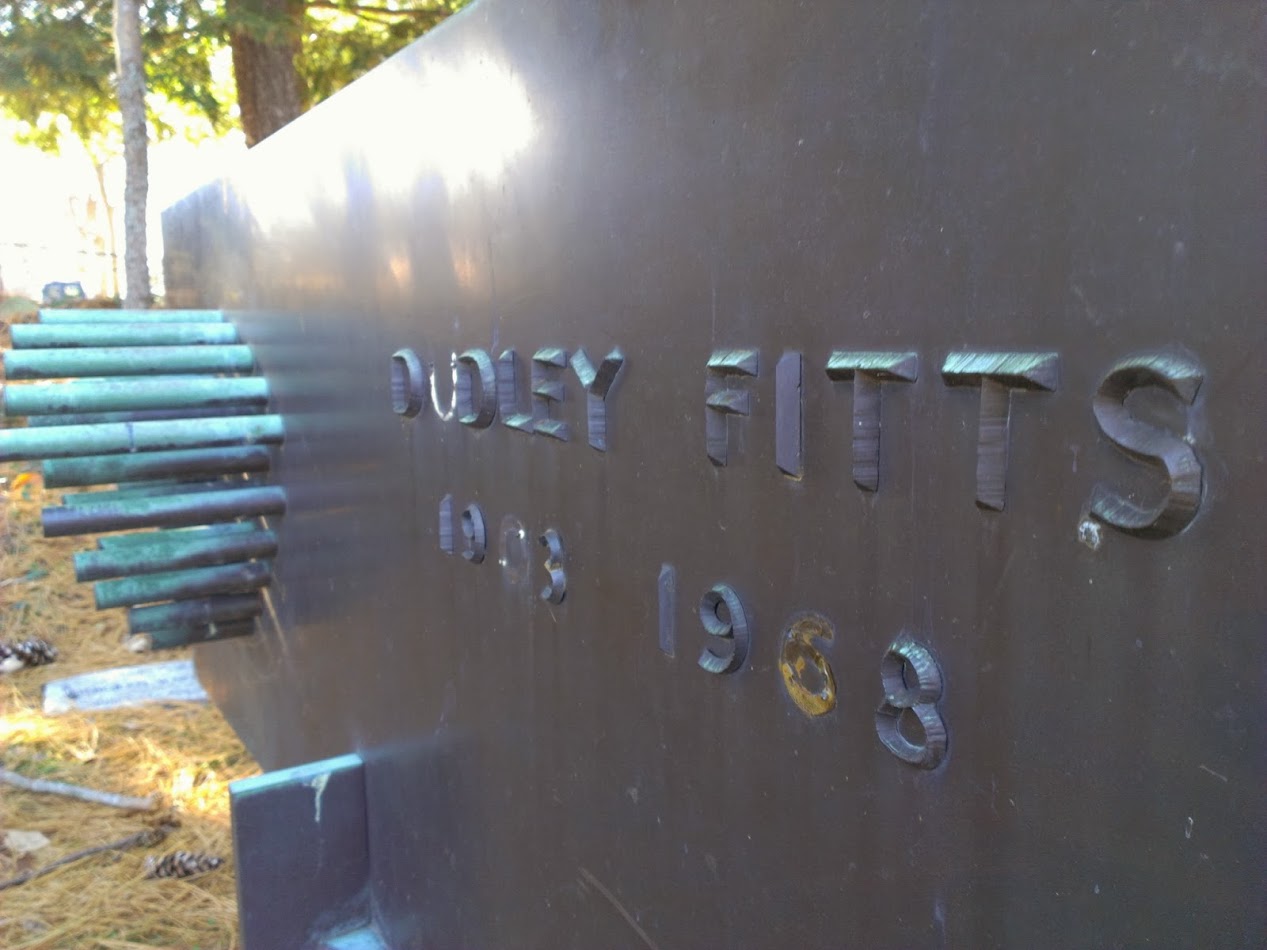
[875, 633, 947, 770]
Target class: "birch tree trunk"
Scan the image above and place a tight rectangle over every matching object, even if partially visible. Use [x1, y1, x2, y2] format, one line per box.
[93, 162, 121, 300]
[113, 0, 150, 308]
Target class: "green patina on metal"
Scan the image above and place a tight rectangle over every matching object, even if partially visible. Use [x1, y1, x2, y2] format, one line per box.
[44, 446, 272, 487]
[825, 351, 921, 380]
[95, 560, 273, 609]
[42, 485, 286, 537]
[0, 414, 283, 463]
[11, 323, 239, 349]
[108, 479, 185, 491]
[940, 351, 1061, 390]
[37, 309, 226, 324]
[62, 480, 233, 507]
[0, 307, 277, 657]
[128, 591, 262, 634]
[3, 344, 255, 379]
[75, 529, 277, 581]
[25, 407, 253, 427]
[5, 376, 269, 416]
[96, 522, 261, 549]
[143, 618, 256, 651]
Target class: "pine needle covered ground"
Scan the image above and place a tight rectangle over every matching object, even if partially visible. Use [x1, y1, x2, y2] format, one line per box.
[0, 299, 256, 949]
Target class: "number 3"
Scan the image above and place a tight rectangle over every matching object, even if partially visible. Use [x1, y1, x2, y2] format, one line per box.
[538, 528, 566, 604]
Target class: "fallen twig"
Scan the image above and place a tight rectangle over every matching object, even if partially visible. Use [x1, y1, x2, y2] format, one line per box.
[0, 767, 156, 811]
[0, 826, 170, 891]
[0, 565, 44, 588]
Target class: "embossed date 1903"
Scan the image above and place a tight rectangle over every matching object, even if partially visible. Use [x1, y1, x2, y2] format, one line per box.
[438, 495, 568, 605]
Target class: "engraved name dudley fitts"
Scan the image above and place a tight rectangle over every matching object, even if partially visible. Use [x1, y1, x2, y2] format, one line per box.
[388, 343, 1204, 768]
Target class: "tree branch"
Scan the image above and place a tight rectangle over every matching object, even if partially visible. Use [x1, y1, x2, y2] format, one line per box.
[305, 1, 451, 17]
[0, 826, 170, 891]
[0, 767, 157, 811]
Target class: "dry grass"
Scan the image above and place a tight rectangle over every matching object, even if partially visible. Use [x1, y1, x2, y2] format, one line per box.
[0, 300, 255, 949]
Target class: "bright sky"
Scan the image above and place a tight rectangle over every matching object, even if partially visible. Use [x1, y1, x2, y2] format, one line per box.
[0, 120, 246, 301]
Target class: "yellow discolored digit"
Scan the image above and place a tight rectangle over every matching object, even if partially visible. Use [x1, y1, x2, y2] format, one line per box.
[779, 615, 837, 717]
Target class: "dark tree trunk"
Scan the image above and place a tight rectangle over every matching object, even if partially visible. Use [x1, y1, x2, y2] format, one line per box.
[229, 0, 306, 148]
[113, 0, 150, 307]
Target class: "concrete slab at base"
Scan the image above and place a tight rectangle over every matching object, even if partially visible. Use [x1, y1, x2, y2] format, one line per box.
[321, 927, 389, 950]
[231, 753, 371, 949]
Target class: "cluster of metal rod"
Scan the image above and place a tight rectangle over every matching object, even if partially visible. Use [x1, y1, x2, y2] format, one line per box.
[0, 309, 285, 650]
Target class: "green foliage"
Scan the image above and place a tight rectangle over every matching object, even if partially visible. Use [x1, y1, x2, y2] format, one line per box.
[0, 0, 469, 152]
[0, 0, 230, 152]
[300, 0, 470, 107]
[143, 1, 230, 133]
[0, 1, 117, 150]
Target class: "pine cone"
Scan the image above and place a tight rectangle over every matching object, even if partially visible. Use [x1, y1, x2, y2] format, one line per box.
[0, 638, 56, 672]
[12, 638, 57, 666]
[145, 850, 224, 879]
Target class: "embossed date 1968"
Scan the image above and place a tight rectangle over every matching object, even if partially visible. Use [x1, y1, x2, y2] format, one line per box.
[656, 572, 948, 769]
[396, 342, 1208, 772]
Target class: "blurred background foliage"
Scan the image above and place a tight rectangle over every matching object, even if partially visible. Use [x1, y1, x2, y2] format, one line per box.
[0, 0, 470, 154]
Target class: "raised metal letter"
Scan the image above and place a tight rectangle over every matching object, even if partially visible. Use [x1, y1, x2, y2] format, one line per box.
[532, 347, 570, 441]
[942, 351, 1059, 511]
[825, 350, 918, 491]
[569, 347, 625, 452]
[705, 349, 758, 467]
[1086, 349, 1204, 539]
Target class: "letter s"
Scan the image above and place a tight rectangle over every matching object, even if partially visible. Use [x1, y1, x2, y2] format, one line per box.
[1086, 350, 1204, 539]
